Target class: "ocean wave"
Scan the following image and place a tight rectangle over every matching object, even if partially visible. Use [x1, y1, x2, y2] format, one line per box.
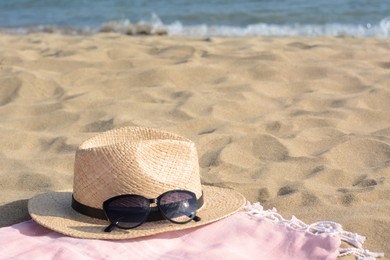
[93, 15, 390, 37]
[2, 15, 390, 38]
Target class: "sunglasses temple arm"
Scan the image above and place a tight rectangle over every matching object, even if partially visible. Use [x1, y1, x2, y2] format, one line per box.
[104, 223, 116, 233]
[175, 210, 201, 222]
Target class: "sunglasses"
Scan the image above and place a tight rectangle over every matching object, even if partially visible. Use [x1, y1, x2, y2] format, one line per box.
[103, 190, 202, 232]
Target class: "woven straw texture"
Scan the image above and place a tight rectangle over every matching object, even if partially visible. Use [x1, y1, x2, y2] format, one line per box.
[73, 127, 202, 209]
[28, 127, 246, 239]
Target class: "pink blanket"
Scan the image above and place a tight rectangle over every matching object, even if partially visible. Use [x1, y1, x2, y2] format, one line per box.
[0, 212, 340, 260]
[1, 202, 384, 260]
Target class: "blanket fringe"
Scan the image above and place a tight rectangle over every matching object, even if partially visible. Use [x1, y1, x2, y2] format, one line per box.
[244, 202, 384, 260]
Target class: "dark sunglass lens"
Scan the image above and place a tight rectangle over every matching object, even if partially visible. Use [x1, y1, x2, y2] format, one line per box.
[159, 191, 198, 223]
[106, 195, 149, 229]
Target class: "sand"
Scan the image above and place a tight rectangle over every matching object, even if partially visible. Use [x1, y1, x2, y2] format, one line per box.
[0, 33, 389, 256]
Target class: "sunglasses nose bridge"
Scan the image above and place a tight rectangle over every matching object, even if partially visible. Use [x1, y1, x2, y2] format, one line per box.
[149, 198, 158, 204]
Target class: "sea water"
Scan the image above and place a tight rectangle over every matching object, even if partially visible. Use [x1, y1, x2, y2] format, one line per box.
[0, 0, 390, 37]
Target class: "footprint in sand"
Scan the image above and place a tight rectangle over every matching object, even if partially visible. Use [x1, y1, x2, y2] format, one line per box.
[152, 45, 196, 62]
[84, 118, 115, 132]
[0, 76, 20, 106]
[336, 175, 384, 206]
[219, 135, 289, 168]
[353, 175, 384, 188]
[325, 137, 390, 171]
[199, 136, 231, 168]
[40, 136, 77, 154]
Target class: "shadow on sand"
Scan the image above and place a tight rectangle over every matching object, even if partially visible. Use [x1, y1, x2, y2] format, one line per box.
[0, 199, 31, 227]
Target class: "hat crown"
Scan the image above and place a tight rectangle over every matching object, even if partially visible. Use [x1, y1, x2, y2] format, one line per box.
[73, 127, 202, 209]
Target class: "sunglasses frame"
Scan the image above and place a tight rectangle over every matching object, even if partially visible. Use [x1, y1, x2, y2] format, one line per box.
[103, 189, 201, 232]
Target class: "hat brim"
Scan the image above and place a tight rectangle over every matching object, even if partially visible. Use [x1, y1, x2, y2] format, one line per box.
[28, 185, 246, 239]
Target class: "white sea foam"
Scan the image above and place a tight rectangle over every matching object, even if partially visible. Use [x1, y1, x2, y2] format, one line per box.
[97, 14, 390, 37]
[164, 18, 390, 37]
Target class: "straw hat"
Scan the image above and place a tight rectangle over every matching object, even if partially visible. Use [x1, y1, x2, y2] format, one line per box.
[28, 126, 246, 239]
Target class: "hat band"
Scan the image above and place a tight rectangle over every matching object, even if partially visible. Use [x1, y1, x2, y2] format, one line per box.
[71, 193, 204, 221]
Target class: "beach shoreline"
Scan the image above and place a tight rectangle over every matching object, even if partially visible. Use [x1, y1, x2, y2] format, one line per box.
[0, 33, 389, 256]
